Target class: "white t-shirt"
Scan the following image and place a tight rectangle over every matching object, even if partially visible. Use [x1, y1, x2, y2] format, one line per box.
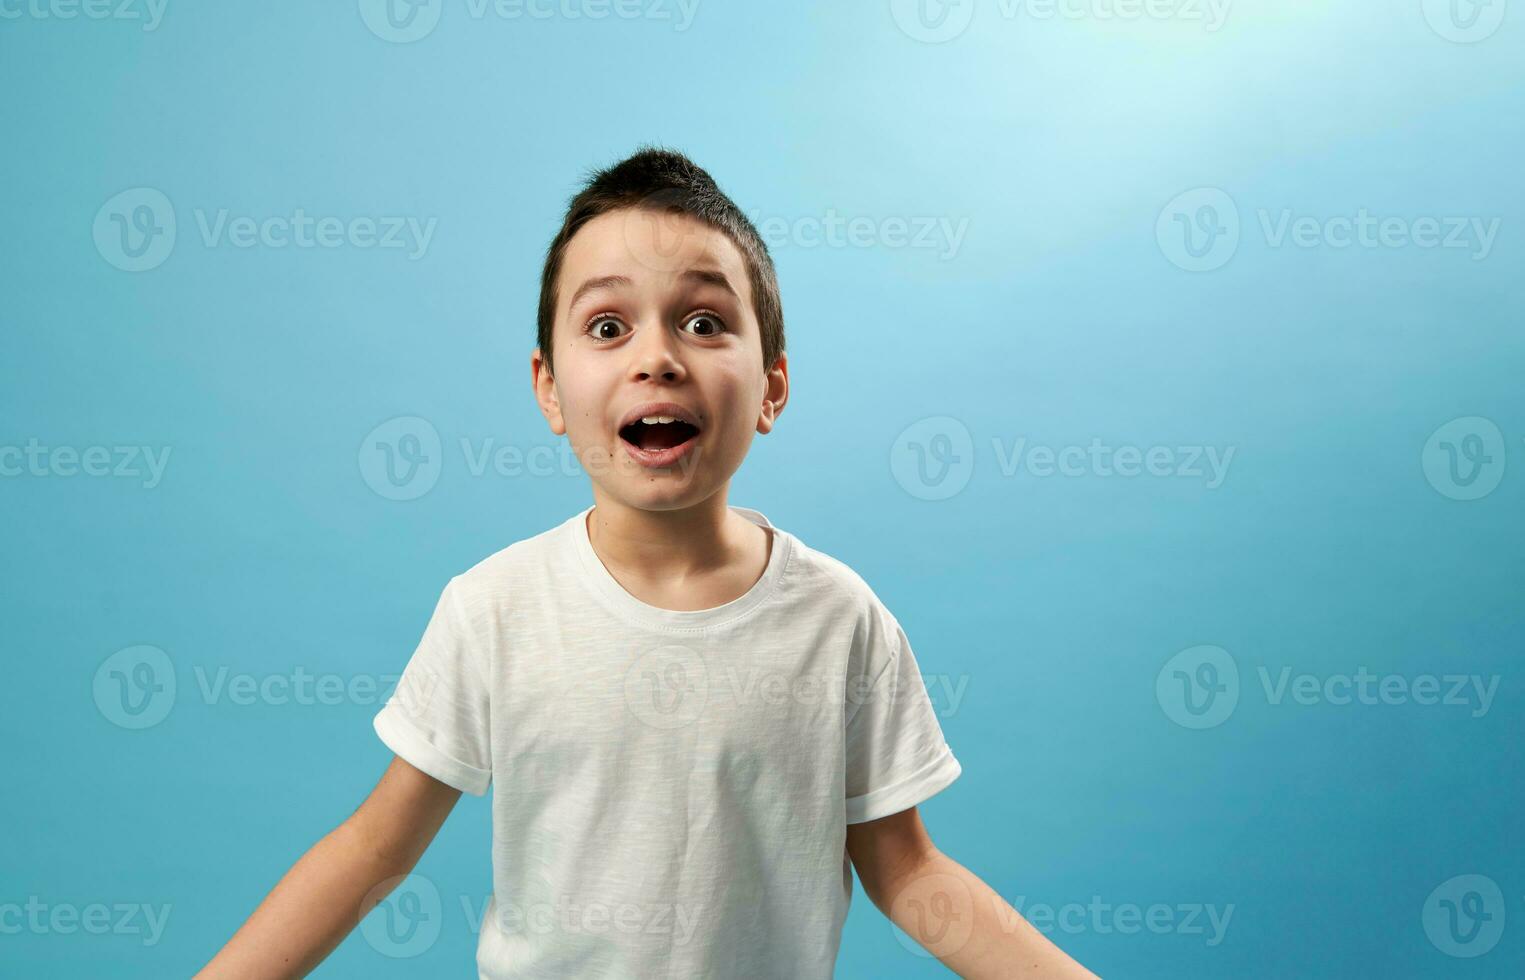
[372, 504, 961, 979]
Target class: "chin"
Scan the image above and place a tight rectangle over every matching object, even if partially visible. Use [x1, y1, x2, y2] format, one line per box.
[601, 475, 717, 513]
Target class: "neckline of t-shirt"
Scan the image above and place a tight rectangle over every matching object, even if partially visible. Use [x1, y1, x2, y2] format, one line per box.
[569, 503, 792, 632]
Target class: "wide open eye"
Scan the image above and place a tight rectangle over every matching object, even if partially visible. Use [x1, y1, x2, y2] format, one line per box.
[585, 316, 629, 342]
[681, 312, 726, 337]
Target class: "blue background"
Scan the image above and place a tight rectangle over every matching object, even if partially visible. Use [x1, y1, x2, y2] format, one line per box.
[2, 1, 1521, 976]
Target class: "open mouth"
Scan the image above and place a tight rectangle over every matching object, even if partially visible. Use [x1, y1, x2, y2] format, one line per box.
[618, 416, 702, 453]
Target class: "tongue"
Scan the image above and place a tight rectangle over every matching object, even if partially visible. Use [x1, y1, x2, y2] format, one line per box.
[633, 422, 694, 451]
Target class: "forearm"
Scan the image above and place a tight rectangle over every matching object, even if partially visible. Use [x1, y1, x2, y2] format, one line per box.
[195, 821, 410, 979]
[869, 849, 1100, 979]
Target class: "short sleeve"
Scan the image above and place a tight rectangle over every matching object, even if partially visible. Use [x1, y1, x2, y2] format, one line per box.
[373, 577, 492, 796]
[844, 611, 961, 824]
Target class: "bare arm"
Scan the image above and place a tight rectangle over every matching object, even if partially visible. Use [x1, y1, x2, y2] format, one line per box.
[195, 755, 462, 979]
[847, 807, 1100, 979]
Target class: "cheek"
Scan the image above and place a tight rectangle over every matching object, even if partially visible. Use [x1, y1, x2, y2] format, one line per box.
[709, 350, 764, 403]
[715, 380, 768, 435]
[553, 378, 605, 440]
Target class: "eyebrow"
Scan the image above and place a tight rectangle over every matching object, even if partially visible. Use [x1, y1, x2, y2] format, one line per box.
[566, 268, 739, 314]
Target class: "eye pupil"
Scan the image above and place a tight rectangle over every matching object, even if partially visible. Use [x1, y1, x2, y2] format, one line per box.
[588, 314, 720, 341]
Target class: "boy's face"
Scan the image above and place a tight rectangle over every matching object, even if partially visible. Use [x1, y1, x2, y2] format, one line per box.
[533, 207, 787, 513]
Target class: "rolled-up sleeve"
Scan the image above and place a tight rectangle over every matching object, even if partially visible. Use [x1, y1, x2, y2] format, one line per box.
[844, 611, 961, 824]
[373, 577, 492, 796]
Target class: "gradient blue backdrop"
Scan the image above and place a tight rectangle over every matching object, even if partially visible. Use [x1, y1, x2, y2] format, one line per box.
[2, 1, 1522, 976]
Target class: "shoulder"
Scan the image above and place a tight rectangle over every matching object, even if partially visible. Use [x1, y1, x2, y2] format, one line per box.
[775, 530, 904, 643]
[434, 515, 579, 631]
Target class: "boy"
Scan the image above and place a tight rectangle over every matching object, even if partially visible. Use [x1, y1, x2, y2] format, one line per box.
[198, 148, 1098, 978]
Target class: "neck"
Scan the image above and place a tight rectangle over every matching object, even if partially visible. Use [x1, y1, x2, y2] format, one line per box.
[585, 487, 749, 581]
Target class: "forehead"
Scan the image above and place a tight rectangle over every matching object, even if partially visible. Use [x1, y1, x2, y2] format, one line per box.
[558, 207, 752, 313]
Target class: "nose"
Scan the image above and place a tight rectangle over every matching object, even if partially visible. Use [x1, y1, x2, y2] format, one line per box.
[628, 320, 687, 383]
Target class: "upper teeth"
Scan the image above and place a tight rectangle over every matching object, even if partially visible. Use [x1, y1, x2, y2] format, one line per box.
[640, 415, 679, 424]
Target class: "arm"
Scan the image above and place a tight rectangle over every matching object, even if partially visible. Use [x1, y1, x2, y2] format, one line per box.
[847, 806, 1100, 979]
[195, 755, 462, 979]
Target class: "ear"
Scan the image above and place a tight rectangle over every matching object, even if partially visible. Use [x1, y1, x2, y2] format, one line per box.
[532, 348, 566, 436]
[755, 351, 789, 435]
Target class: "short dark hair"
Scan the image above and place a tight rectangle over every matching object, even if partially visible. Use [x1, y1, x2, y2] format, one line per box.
[536, 145, 784, 380]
